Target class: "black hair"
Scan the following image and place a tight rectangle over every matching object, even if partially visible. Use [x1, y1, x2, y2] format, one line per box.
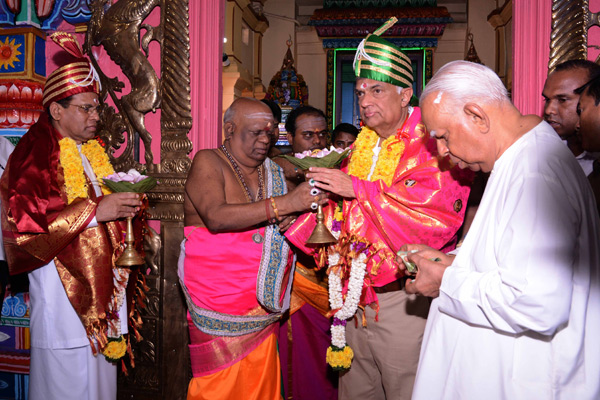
[576, 75, 600, 106]
[332, 123, 359, 141]
[285, 105, 326, 136]
[56, 96, 73, 108]
[261, 98, 282, 123]
[554, 59, 600, 81]
[559, 60, 600, 106]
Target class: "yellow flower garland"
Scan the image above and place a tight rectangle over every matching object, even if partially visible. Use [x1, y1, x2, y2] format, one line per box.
[347, 126, 406, 186]
[59, 138, 115, 204]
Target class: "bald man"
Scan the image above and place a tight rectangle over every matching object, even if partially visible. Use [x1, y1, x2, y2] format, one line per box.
[181, 97, 327, 399]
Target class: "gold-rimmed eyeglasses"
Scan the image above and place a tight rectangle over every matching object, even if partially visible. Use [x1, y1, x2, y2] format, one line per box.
[67, 104, 100, 115]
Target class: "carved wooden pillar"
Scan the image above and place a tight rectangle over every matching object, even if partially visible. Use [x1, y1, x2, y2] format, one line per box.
[104, 0, 193, 398]
[549, 0, 589, 72]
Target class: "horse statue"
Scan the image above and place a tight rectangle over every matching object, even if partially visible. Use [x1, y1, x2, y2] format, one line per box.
[87, 0, 162, 170]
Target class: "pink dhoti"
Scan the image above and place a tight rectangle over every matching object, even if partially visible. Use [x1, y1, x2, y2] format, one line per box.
[180, 225, 292, 396]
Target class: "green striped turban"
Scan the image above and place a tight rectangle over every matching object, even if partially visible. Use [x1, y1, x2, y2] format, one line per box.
[353, 17, 414, 88]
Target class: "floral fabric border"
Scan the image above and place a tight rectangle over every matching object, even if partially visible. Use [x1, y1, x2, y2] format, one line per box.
[256, 158, 294, 313]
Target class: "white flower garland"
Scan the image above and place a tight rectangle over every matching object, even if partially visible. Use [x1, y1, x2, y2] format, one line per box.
[328, 250, 368, 348]
[330, 324, 346, 348]
[328, 252, 342, 309]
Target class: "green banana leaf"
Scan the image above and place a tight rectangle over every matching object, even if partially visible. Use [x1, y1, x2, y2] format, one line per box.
[276, 149, 350, 170]
[102, 176, 158, 193]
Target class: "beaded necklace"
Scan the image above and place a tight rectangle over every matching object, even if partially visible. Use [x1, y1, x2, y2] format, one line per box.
[219, 144, 265, 243]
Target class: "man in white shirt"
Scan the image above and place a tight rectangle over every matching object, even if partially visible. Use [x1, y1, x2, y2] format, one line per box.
[402, 60, 600, 400]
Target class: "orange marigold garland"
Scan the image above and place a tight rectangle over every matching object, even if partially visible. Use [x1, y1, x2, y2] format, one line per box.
[59, 137, 115, 203]
[82, 139, 114, 195]
[326, 344, 354, 371]
[347, 126, 406, 186]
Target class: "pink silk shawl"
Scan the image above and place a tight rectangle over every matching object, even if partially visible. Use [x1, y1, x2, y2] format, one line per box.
[286, 107, 473, 306]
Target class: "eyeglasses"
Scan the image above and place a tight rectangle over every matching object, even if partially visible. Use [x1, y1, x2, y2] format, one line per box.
[67, 104, 100, 115]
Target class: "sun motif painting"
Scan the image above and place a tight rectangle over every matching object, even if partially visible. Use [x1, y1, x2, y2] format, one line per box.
[0, 37, 22, 70]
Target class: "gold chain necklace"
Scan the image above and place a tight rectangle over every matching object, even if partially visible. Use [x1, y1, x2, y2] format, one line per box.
[219, 144, 265, 243]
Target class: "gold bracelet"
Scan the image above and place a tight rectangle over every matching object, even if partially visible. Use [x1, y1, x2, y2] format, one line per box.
[265, 198, 273, 223]
[270, 197, 281, 221]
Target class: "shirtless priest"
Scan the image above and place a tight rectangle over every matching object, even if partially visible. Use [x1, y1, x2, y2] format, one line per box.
[180, 97, 327, 400]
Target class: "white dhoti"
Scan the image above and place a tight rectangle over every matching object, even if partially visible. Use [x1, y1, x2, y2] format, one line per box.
[29, 346, 116, 400]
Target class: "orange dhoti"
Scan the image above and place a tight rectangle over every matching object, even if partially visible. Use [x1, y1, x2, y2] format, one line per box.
[180, 218, 292, 399]
[187, 333, 281, 400]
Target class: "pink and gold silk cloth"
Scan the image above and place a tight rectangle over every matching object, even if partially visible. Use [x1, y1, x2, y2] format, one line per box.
[0, 113, 135, 354]
[180, 226, 293, 377]
[286, 107, 473, 307]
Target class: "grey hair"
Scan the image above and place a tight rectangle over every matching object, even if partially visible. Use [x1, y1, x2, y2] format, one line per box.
[223, 103, 236, 124]
[420, 61, 509, 107]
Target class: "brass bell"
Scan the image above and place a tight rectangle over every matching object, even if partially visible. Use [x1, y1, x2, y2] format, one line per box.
[115, 216, 145, 267]
[306, 204, 337, 244]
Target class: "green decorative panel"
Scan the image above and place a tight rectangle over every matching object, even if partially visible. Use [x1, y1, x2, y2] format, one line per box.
[14, 0, 41, 26]
[326, 49, 335, 129]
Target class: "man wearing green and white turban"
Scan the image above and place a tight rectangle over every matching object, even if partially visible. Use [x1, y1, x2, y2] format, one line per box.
[286, 18, 472, 400]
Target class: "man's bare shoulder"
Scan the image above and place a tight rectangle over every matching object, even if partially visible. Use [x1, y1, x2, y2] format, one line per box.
[186, 149, 228, 192]
[272, 154, 296, 172]
[185, 149, 226, 226]
[191, 148, 226, 170]
[268, 146, 282, 159]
